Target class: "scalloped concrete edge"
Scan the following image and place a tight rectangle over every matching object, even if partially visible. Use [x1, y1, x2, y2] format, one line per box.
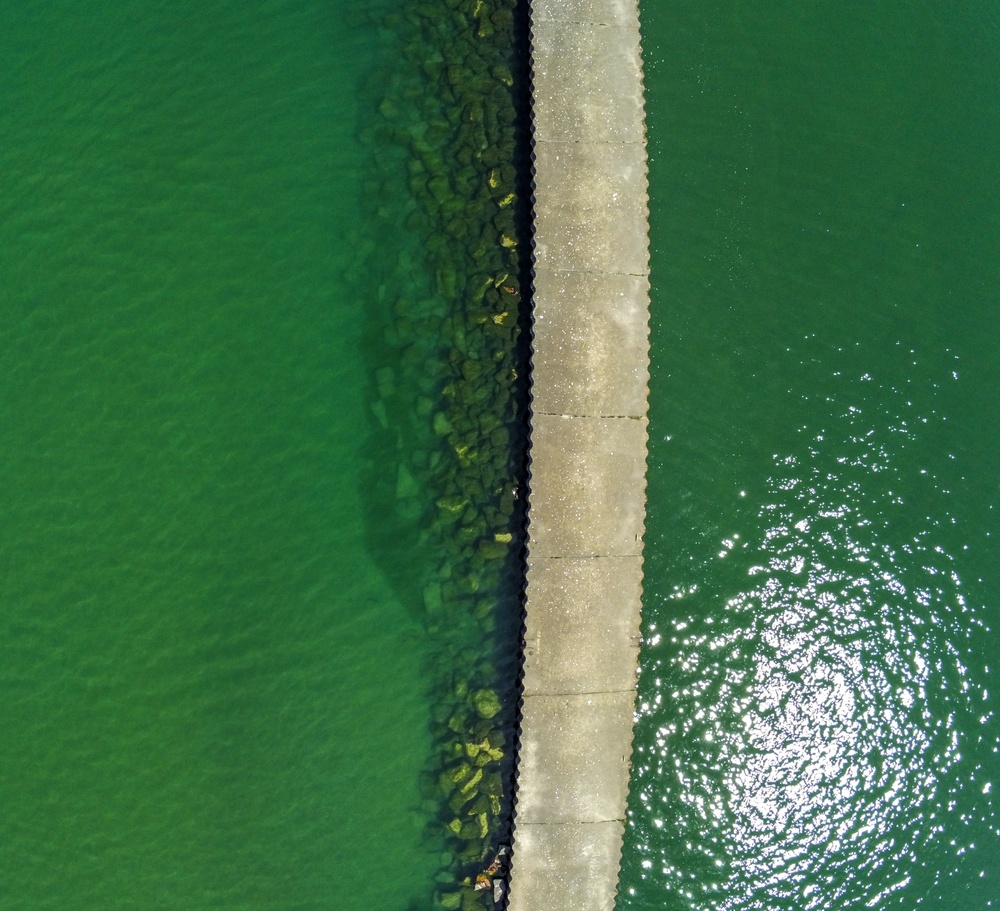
[506, 0, 650, 907]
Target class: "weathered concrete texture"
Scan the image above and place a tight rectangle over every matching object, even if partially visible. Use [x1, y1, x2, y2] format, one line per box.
[514, 692, 636, 824]
[507, 0, 649, 906]
[531, 142, 648, 275]
[508, 821, 625, 911]
[527, 414, 647, 557]
[521, 556, 642, 696]
[532, 0, 639, 27]
[529, 270, 649, 417]
[531, 24, 645, 143]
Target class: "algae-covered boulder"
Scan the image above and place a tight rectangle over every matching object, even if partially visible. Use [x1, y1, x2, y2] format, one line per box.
[397, 464, 419, 500]
[423, 582, 443, 616]
[449, 788, 474, 814]
[437, 494, 467, 513]
[472, 719, 494, 741]
[461, 886, 486, 911]
[449, 761, 473, 785]
[362, 0, 527, 889]
[433, 412, 454, 436]
[468, 793, 491, 817]
[459, 819, 481, 840]
[438, 890, 462, 911]
[480, 769, 503, 797]
[490, 8, 514, 30]
[476, 538, 508, 559]
[378, 97, 400, 120]
[461, 359, 483, 382]
[459, 767, 483, 795]
[473, 688, 501, 719]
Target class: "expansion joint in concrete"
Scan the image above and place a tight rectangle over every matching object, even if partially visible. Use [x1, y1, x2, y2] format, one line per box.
[530, 411, 645, 420]
[523, 689, 637, 698]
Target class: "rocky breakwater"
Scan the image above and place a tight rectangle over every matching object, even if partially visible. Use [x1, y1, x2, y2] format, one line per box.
[355, 0, 531, 908]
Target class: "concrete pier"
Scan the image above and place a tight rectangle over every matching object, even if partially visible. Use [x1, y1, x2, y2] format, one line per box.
[506, 0, 650, 908]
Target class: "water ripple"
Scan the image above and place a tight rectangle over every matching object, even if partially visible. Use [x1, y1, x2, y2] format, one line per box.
[625, 386, 996, 910]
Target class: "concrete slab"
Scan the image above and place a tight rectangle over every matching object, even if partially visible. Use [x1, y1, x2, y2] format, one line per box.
[527, 413, 647, 558]
[532, 0, 640, 28]
[521, 555, 642, 696]
[530, 269, 650, 417]
[531, 22, 645, 143]
[506, 821, 625, 911]
[532, 141, 649, 275]
[509, 1, 649, 907]
[515, 691, 636, 824]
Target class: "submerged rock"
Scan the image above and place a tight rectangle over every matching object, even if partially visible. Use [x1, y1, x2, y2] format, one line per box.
[396, 464, 419, 499]
[359, 0, 527, 891]
[473, 688, 501, 719]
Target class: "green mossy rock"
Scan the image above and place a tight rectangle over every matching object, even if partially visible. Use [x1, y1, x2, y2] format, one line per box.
[459, 767, 483, 794]
[361, 0, 525, 887]
[490, 62, 513, 86]
[473, 688, 501, 719]
[396, 464, 419, 500]
[461, 359, 483, 381]
[423, 582, 443, 616]
[449, 789, 474, 813]
[461, 888, 486, 911]
[469, 793, 491, 816]
[378, 97, 400, 120]
[437, 494, 467, 513]
[476, 538, 508, 559]
[459, 842, 487, 865]
[459, 819, 481, 840]
[490, 8, 514, 29]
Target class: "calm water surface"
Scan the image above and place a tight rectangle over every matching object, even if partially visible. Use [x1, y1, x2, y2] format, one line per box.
[621, 2, 1000, 909]
[0, 2, 441, 909]
[5, 1, 998, 909]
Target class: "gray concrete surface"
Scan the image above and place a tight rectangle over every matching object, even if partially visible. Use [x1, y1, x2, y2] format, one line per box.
[506, 0, 650, 907]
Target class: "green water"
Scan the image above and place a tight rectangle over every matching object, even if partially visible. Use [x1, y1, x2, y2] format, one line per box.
[7, 0, 998, 908]
[621, 2, 1000, 909]
[0, 2, 444, 908]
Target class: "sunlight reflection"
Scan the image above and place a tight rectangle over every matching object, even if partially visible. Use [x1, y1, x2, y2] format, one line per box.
[628, 392, 994, 910]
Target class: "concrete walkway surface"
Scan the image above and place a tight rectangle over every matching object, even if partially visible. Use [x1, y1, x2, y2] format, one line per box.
[506, 0, 650, 908]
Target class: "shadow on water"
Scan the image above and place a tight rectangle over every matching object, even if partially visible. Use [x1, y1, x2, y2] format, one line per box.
[348, 0, 533, 907]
